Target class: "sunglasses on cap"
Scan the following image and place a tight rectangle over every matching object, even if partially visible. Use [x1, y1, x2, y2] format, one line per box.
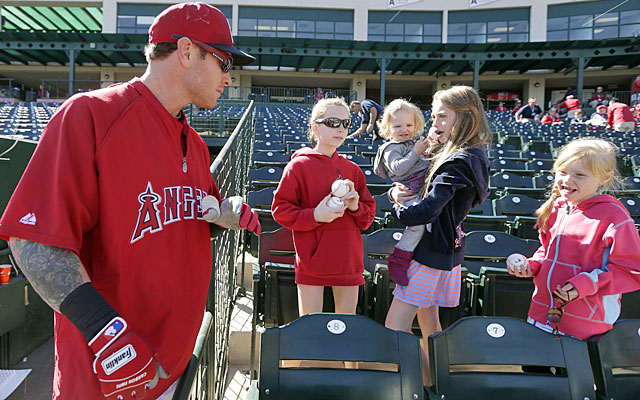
[315, 117, 352, 129]
[171, 34, 233, 73]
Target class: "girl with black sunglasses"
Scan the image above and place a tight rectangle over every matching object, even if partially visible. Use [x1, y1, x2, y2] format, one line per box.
[272, 98, 375, 317]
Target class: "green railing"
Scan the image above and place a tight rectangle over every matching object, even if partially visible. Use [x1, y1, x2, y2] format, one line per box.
[172, 100, 254, 400]
[183, 100, 249, 136]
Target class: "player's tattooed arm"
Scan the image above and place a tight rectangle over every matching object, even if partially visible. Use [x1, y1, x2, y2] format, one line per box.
[8, 237, 90, 312]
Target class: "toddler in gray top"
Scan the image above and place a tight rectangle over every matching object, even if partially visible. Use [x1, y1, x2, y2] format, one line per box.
[373, 99, 435, 285]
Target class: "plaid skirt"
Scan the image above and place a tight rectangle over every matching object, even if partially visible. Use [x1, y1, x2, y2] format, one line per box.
[392, 260, 462, 308]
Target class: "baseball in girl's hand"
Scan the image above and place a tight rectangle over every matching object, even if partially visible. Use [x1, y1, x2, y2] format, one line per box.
[506, 253, 528, 274]
[331, 179, 349, 198]
[327, 196, 344, 209]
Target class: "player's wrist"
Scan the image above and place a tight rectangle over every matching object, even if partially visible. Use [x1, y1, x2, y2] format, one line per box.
[60, 282, 119, 342]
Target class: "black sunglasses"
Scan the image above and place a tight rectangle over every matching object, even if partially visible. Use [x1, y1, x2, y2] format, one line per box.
[171, 34, 233, 73]
[315, 117, 352, 129]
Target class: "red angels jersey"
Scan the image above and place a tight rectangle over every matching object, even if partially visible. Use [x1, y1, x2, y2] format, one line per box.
[0, 78, 221, 399]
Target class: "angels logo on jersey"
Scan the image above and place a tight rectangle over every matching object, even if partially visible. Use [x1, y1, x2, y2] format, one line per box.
[131, 181, 209, 243]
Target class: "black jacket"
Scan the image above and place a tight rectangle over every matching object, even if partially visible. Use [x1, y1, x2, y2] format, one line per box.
[395, 146, 490, 271]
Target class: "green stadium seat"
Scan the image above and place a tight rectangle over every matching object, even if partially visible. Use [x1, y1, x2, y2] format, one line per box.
[588, 319, 640, 400]
[427, 317, 597, 400]
[253, 313, 424, 400]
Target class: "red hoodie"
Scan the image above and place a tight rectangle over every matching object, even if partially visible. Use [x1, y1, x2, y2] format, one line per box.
[272, 148, 375, 286]
[527, 195, 640, 339]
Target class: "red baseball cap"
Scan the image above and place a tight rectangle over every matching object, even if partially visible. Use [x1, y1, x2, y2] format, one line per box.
[148, 2, 255, 66]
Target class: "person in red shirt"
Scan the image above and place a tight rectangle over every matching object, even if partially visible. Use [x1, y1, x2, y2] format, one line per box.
[560, 95, 581, 119]
[631, 75, 640, 105]
[272, 98, 375, 316]
[512, 99, 522, 117]
[313, 87, 325, 104]
[589, 86, 607, 108]
[607, 97, 635, 132]
[540, 108, 564, 125]
[0, 4, 261, 400]
[494, 101, 508, 112]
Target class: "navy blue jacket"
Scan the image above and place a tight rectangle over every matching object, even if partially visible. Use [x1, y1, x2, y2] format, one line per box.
[395, 146, 490, 271]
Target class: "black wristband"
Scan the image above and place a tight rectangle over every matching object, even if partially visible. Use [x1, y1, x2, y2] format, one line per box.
[60, 282, 119, 342]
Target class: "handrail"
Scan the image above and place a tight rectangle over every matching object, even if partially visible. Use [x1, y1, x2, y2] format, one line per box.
[171, 100, 254, 400]
[171, 312, 213, 400]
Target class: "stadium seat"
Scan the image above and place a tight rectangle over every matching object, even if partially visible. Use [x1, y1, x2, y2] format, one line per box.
[476, 266, 534, 319]
[253, 141, 286, 153]
[252, 151, 291, 169]
[427, 316, 597, 400]
[492, 194, 541, 220]
[248, 166, 283, 191]
[525, 159, 554, 172]
[252, 313, 424, 400]
[588, 319, 640, 400]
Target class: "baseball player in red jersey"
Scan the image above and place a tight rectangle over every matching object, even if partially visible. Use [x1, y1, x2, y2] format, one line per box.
[0, 3, 260, 399]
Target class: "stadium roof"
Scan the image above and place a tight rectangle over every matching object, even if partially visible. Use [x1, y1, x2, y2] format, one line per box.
[1, 5, 102, 32]
[1, 31, 639, 75]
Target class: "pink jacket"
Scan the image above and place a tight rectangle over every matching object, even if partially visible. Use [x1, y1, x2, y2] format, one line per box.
[527, 195, 640, 339]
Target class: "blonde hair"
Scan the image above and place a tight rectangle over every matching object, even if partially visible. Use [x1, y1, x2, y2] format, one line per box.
[376, 98, 425, 140]
[307, 98, 350, 146]
[421, 86, 491, 195]
[536, 138, 620, 233]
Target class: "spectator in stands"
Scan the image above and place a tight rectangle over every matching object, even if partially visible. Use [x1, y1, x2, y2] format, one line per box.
[570, 109, 587, 125]
[38, 84, 49, 99]
[540, 108, 563, 125]
[494, 101, 508, 112]
[348, 99, 384, 140]
[313, 87, 324, 104]
[633, 106, 640, 129]
[559, 94, 581, 119]
[385, 86, 490, 386]
[0, 4, 261, 400]
[631, 74, 640, 105]
[586, 105, 608, 127]
[589, 86, 607, 108]
[512, 98, 522, 116]
[506, 139, 640, 339]
[561, 86, 577, 101]
[607, 97, 635, 133]
[373, 99, 431, 286]
[515, 97, 542, 123]
[272, 98, 375, 317]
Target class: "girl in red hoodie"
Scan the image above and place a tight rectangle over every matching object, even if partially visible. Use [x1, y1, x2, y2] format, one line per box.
[507, 138, 640, 339]
[272, 98, 375, 316]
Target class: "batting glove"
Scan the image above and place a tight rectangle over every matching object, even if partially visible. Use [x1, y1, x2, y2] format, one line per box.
[89, 317, 167, 400]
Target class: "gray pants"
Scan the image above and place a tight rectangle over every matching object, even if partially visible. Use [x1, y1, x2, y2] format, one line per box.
[394, 198, 427, 252]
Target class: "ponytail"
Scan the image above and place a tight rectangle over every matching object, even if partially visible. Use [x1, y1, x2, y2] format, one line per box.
[536, 184, 560, 233]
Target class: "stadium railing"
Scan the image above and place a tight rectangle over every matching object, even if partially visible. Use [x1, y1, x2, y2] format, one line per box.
[173, 100, 254, 400]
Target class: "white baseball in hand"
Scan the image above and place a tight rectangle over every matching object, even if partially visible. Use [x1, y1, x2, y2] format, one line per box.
[201, 195, 220, 223]
[331, 180, 349, 198]
[327, 196, 344, 209]
[507, 253, 526, 273]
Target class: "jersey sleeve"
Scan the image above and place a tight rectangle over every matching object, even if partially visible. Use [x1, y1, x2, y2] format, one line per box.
[0, 97, 100, 254]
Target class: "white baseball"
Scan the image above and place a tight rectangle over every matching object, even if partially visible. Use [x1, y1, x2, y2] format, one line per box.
[331, 180, 349, 198]
[507, 253, 525, 273]
[327, 196, 344, 209]
[201, 195, 220, 223]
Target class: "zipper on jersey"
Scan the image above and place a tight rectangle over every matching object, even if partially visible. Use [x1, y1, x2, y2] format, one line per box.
[546, 204, 573, 312]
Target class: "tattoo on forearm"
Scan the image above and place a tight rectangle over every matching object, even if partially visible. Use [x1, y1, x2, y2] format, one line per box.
[9, 238, 89, 311]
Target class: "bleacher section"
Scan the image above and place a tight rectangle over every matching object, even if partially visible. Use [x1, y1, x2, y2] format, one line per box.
[0, 101, 60, 140]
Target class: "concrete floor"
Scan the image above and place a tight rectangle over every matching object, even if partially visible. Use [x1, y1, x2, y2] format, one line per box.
[6, 337, 54, 400]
